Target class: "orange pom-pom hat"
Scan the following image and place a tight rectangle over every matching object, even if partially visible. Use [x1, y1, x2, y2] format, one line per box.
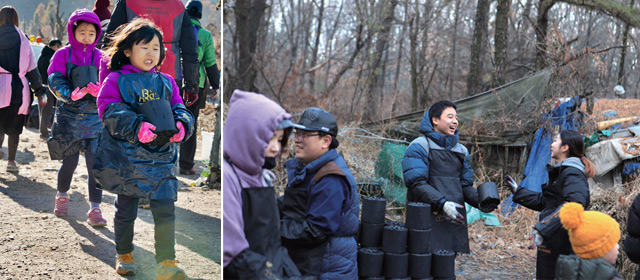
[559, 202, 620, 259]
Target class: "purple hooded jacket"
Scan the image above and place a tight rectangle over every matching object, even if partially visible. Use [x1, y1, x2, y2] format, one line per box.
[97, 64, 183, 119]
[222, 90, 292, 266]
[48, 9, 104, 78]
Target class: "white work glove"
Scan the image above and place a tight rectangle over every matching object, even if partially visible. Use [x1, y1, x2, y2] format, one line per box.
[504, 174, 518, 193]
[443, 201, 465, 223]
[530, 229, 544, 248]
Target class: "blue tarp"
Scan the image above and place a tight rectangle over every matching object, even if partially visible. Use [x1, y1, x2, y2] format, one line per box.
[502, 97, 586, 215]
[623, 162, 640, 176]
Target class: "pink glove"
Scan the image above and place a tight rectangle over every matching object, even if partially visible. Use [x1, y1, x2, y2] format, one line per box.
[71, 87, 87, 101]
[85, 82, 101, 97]
[170, 121, 185, 142]
[137, 122, 157, 143]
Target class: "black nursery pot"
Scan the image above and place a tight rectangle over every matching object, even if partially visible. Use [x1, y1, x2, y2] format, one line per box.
[358, 247, 384, 277]
[408, 228, 431, 254]
[382, 224, 408, 254]
[383, 252, 409, 278]
[478, 182, 500, 212]
[362, 196, 387, 224]
[406, 202, 431, 230]
[409, 252, 432, 278]
[136, 99, 178, 145]
[431, 250, 456, 279]
[359, 222, 384, 247]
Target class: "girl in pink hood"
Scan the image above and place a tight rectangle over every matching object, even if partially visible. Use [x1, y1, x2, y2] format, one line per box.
[46, 9, 106, 227]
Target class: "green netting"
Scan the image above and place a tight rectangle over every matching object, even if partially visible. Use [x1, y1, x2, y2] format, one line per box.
[374, 141, 408, 206]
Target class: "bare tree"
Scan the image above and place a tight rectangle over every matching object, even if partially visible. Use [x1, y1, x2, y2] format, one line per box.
[227, 0, 268, 102]
[492, 0, 510, 87]
[51, 0, 67, 42]
[467, 0, 490, 95]
[363, 0, 397, 122]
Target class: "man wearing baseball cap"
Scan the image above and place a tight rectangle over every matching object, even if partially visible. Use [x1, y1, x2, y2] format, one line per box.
[280, 108, 359, 278]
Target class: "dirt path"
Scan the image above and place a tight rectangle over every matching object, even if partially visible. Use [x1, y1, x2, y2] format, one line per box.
[0, 127, 221, 279]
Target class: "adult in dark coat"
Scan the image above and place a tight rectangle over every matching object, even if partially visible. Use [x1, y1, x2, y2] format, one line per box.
[507, 130, 595, 280]
[178, 0, 221, 175]
[624, 193, 640, 280]
[36, 39, 61, 139]
[102, 0, 199, 104]
[402, 100, 487, 278]
[0, 6, 47, 172]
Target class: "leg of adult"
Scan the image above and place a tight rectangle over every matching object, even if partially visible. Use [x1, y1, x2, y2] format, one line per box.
[150, 198, 176, 263]
[211, 104, 221, 170]
[7, 134, 18, 161]
[114, 194, 139, 255]
[0, 133, 4, 160]
[178, 87, 202, 173]
[38, 88, 55, 138]
[57, 152, 80, 193]
[205, 106, 221, 187]
[536, 243, 561, 280]
[3, 106, 25, 171]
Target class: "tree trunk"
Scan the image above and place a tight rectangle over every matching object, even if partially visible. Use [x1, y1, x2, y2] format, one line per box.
[392, 1, 409, 115]
[447, 0, 461, 95]
[492, 0, 510, 88]
[535, 0, 553, 70]
[617, 0, 634, 87]
[229, 0, 268, 102]
[363, 0, 397, 122]
[308, 0, 324, 93]
[467, 0, 490, 95]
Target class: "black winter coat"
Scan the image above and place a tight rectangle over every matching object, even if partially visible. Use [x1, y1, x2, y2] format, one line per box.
[624, 194, 640, 280]
[513, 157, 590, 280]
[513, 157, 590, 238]
[37, 46, 56, 85]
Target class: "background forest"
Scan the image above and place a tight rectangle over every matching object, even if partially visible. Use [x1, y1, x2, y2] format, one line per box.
[223, 0, 640, 123]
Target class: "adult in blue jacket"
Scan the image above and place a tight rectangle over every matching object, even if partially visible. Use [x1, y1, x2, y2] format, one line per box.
[402, 101, 485, 273]
[281, 108, 359, 279]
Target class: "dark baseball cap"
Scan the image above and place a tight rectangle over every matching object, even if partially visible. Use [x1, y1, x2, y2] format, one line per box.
[292, 107, 338, 136]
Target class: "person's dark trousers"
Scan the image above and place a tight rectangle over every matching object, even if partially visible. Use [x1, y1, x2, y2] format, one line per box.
[57, 150, 102, 203]
[0, 133, 19, 161]
[178, 87, 204, 171]
[211, 104, 220, 170]
[114, 194, 176, 263]
[38, 88, 55, 138]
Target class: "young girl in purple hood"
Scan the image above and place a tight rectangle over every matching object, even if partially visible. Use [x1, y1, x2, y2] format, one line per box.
[47, 9, 106, 227]
[93, 18, 194, 278]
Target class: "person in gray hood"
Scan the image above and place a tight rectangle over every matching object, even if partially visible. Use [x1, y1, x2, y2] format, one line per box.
[506, 129, 595, 279]
[223, 90, 301, 279]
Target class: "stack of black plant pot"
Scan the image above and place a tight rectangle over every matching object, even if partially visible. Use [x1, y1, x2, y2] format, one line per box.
[358, 197, 387, 279]
[405, 202, 433, 280]
[359, 198, 448, 280]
